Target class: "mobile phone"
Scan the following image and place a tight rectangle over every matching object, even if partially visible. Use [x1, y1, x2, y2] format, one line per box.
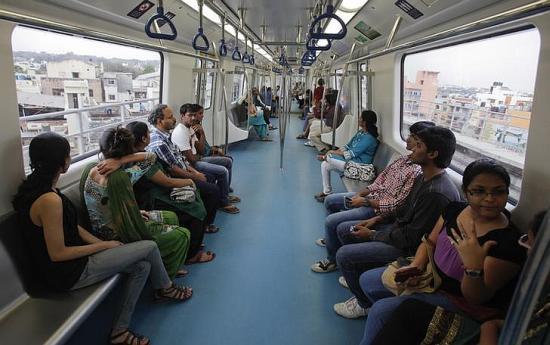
[394, 267, 422, 283]
[344, 196, 352, 207]
[349, 225, 357, 233]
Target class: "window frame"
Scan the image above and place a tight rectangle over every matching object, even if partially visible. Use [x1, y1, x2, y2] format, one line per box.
[399, 25, 539, 205]
[12, 25, 164, 169]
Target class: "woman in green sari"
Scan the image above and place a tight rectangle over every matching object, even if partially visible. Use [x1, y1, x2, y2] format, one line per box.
[80, 127, 191, 278]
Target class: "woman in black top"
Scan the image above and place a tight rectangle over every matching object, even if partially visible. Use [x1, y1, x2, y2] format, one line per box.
[13, 133, 192, 345]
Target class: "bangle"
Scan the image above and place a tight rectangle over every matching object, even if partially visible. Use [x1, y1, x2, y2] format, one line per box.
[464, 268, 484, 278]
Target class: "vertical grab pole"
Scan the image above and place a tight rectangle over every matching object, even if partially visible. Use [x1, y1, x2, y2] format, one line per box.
[212, 41, 230, 154]
[279, 70, 289, 169]
[332, 43, 357, 147]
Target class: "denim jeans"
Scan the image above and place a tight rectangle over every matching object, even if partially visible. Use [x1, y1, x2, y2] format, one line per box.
[72, 241, 172, 332]
[195, 160, 230, 206]
[200, 155, 233, 187]
[358, 267, 458, 345]
[324, 192, 356, 214]
[324, 206, 376, 262]
[335, 225, 403, 308]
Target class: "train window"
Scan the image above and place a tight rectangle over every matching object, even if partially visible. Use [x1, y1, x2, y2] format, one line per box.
[360, 63, 368, 110]
[203, 61, 215, 110]
[401, 27, 540, 203]
[335, 68, 343, 90]
[12, 26, 162, 173]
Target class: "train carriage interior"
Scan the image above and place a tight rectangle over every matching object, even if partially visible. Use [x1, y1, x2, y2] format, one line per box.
[0, 0, 549, 344]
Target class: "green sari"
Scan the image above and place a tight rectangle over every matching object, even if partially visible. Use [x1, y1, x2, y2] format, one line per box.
[80, 163, 190, 278]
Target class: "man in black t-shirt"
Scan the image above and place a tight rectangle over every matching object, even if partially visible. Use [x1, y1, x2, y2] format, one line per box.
[332, 126, 462, 319]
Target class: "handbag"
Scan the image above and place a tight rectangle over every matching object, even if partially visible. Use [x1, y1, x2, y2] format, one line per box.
[382, 234, 442, 296]
[170, 185, 196, 203]
[343, 161, 376, 182]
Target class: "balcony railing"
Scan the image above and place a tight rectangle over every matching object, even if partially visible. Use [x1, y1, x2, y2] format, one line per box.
[20, 98, 159, 173]
[403, 98, 529, 168]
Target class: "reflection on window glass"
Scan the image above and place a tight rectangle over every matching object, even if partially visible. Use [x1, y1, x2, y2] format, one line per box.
[197, 60, 215, 109]
[12, 26, 161, 173]
[401, 28, 540, 203]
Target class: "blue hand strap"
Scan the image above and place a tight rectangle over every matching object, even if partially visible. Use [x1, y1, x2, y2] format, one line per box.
[219, 39, 228, 56]
[145, 6, 178, 40]
[192, 27, 210, 51]
[242, 52, 251, 63]
[232, 47, 242, 61]
[306, 36, 332, 51]
[309, 5, 347, 40]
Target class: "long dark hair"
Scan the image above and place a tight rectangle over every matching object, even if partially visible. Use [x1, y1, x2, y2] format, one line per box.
[13, 132, 70, 210]
[361, 110, 379, 138]
[126, 121, 149, 148]
[100, 127, 134, 159]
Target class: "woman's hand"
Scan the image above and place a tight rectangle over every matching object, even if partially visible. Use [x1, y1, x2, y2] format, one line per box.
[101, 240, 123, 250]
[448, 219, 497, 270]
[96, 158, 122, 176]
[140, 210, 150, 221]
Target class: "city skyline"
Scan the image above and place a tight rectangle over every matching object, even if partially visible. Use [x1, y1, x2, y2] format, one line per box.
[404, 28, 540, 94]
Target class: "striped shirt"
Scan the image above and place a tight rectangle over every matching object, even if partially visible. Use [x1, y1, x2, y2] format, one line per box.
[147, 127, 188, 170]
[367, 155, 421, 216]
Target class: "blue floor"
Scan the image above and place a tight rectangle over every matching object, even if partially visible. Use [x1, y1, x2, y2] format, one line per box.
[73, 112, 365, 345]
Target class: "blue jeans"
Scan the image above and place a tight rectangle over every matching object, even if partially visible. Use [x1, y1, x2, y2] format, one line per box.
[195, 160, 230, 206]
[200, 155, 233, 187]
[324, 204, 376, 262]
[358, 267, 458, 345]
[335, 225, 403, 308]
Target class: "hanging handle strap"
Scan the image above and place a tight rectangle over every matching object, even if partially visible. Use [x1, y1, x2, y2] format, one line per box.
[192, 0, 210, 51]
[242, 52, 251, 63]
[192, 27, 210, 51]
[309, 4, 347, 40]
[306, 35, 332, 51]
[145, 1, 178, 40]
[219, 13, 228, 56]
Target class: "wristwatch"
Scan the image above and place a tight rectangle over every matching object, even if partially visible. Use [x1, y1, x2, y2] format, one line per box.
[464, 268, 484, 278]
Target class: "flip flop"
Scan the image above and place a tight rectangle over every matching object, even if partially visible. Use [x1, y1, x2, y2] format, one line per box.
[228, 195, 241, 203]
[220, 205, 240, 214]
[205, 225, 220, 233]
[185, 250, 216, 264]
[175, 269, 188, 278]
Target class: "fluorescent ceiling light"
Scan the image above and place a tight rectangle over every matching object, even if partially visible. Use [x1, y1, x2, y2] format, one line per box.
[224, 24, 236, 37]
[180, 0, 221, 25]
[339, 0, 370, 12]
[324, 11, 354, 34]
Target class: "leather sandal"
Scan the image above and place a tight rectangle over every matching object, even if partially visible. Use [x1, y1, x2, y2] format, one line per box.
[110, 330, 150, 345]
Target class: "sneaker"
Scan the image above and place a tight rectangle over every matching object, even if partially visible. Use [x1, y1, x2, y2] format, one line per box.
[311, 259, 337, 273]
[333, 296, 369, 319]
[338, 276, 349, 289]
[315, 238, 326, 247]
[304, 141, 315, 147]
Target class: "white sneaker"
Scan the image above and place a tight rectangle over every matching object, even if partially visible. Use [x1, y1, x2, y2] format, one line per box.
[338, 276, 349, 289]
[315, 238, 326, 247]
[333, 296, 369, 319]
[304, 141, 315, 147]
[311, 259, 337, 273]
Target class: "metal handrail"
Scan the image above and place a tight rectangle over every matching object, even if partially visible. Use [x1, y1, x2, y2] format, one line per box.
[332, 43, 358, 147]
[346, 0, 550, 65]
[18, 98, 158, 121]
[0, 9, 218, 62]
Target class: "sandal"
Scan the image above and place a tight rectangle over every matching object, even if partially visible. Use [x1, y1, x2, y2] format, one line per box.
[175, 269, 188, 278]
[228, 195, 241, 203]
[110, 330, 150, 345]
[205, 225, 220, 233]
[185, 250, 216, 264]
[154, 283, 193, 302]
[220, 204, 240, 214]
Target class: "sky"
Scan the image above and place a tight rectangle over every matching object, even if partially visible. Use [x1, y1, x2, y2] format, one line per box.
[12, 26, 160, 61]
[404, 28, 541, 93]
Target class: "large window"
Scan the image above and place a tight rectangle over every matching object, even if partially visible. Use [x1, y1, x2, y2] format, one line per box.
[12, 26, 161, 173]
[401, 27, 540, 203]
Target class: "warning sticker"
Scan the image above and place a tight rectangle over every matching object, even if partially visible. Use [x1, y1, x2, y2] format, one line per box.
[127, 0, 155, 19]
[354, 21, 381, 41]
[395, 0, 424, 20]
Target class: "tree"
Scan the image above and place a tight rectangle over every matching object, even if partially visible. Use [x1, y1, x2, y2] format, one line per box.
[142, 65, 155, 74]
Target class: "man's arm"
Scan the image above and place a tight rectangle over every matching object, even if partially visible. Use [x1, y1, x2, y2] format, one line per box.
[193, 124, 207, 155]
[182, 149, 199, 164]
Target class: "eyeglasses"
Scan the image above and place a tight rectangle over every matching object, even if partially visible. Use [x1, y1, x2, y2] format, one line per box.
[466, 189, 509, 198]
[518, 234, 531, 249]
